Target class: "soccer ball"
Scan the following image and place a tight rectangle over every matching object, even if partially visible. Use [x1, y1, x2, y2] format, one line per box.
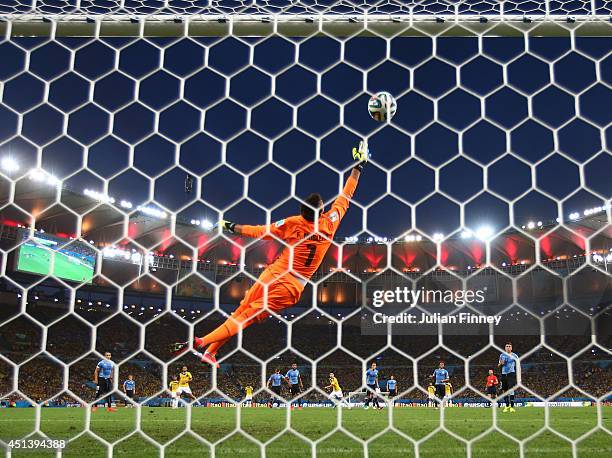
[368, 91, 397, 122]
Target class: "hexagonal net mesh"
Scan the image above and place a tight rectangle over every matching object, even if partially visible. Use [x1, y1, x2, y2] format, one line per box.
[0, 1, 610, 456]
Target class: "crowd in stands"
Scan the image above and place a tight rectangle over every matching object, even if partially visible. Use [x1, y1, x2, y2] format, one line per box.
[1, 300, 610, 406]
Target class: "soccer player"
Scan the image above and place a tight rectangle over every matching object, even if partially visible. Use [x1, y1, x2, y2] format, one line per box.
[173, 143, 369, 366]
[284, 363, 304, 409]
[386, 375, 398, 408]
[386, 375, 398, 397]
[122, 374, 136, 407]
[363, 362, 381, 409]
[431, 361, 449, 409]
[325, 372, 350, 408]
[243, 384, 254, 408]
[444, 382, 453, 407]
[169, 375, 180, 409]
[267, 369, 284, 408]
[485, 369, 499, 407]
[93, 351, 116, 412]
[176, 366, 200, 405]
[498, 342, 519, 413]
[427, 383, 436, 408]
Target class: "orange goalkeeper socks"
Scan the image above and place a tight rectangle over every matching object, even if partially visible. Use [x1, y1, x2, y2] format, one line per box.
[206, 337, 231, 356]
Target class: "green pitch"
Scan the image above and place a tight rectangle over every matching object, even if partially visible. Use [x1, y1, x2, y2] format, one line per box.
[17, 244, 94, 283]
[1, 406, 610, 457]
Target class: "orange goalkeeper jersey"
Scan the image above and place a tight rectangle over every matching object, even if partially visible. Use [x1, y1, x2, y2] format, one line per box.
[240, 174, 358, 287]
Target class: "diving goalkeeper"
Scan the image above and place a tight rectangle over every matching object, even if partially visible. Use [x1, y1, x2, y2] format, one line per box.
[174, 142, 369, 367]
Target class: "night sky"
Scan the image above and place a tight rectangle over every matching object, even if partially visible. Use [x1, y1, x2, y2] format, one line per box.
[0, 34, 610, 241]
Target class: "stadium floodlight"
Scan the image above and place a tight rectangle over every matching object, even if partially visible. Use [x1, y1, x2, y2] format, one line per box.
[137, 205, 167, 219]
[29, 169, 60, 186]
[201, 220, 213, 230]
[527, 221, 536, 229]
[433, 233, 444, 242]
[569, 212, 580, 220]
[460, 230, 473, 239]
[84, 189, 115, 204]
[583, 205, 609, 217]
[0, 157, 19, 173]
[120, 200, 133, 209]
[405, 234, 423, 242]
[537, 221, 543, 227]
[29, 170, 46, 182]
[475, 226, 493, 240]
[47, 174, 59, 186]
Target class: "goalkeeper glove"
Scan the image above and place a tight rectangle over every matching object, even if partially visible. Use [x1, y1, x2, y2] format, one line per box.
[352, 140, 369, 171]
[214, 220, 236, 233]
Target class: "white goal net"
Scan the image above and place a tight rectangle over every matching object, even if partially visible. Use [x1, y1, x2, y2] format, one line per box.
[0, 0, 610, 457]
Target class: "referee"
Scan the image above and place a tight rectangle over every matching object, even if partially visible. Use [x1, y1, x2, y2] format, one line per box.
[498, 342, 519, 413]
[93, 351, 116, 412]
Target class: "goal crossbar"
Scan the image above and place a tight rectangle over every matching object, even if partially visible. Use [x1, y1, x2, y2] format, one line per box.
[2, 14, 611, 37]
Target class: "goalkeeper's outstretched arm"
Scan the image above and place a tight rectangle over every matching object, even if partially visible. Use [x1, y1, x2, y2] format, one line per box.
[215, 141, 368, 237]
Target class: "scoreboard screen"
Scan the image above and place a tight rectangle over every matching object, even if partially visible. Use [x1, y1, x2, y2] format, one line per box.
[16, 232, 96, 284]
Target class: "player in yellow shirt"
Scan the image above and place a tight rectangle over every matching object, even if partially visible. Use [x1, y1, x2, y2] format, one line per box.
[243, 385, 254, 407]
[169, 375, 180, 409]
[444, 383, 453, 407]
[176, 366, 200, 405]
[325, 372, 350, 409]
[427, 383, 436, 408]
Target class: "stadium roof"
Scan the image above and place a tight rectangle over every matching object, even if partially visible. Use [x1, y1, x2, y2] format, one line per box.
[1, 178, 610, 270]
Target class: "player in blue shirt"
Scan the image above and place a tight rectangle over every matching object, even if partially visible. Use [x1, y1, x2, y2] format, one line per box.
[498, 342, 519, 413]
[386, 375, 398, 408]
[267, 369, 284, 408]
[363, 362, 381, 409]
[122, 374, 136, 407]
[284, 363, 304, 409]
[386, 375, 398, 397]
[93, 351, 116, 412]
[431, 361, 449, 409]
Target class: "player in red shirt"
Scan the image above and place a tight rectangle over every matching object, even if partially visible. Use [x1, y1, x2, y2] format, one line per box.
[485, 369, 499, 407]
[173, 141, 369, 367]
